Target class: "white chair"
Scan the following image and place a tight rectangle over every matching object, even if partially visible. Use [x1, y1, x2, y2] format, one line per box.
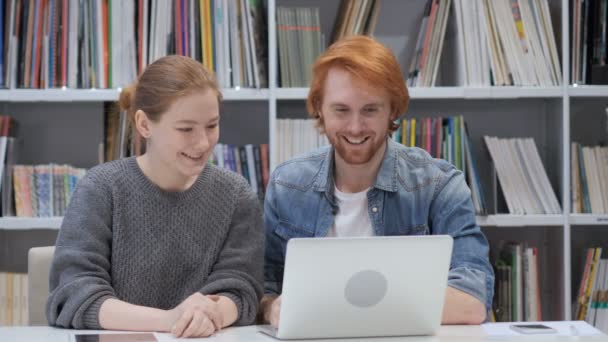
[27, 246, 55, 326]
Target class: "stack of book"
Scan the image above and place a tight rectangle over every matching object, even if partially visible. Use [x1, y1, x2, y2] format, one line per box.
[330, 0, 380, 43]
[11, 164, 86, 218]
[571, 143, 608, 214]
[394, 116, 486, 215]
[575, 248, 608, 333]
[1, 0, 268, 89]
[276, 6, 323, 87]
[484, 136, 561, 214]
[571, 0, 608, 84]
[211, 143, 269, 197]
[275, 119, 329, 166]
[407, 0, 561, 87]
[493, 242, 542, 322]
[0, 272, 28, 326]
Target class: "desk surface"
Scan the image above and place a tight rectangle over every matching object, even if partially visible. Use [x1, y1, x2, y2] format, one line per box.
[0, 325, 605, 341]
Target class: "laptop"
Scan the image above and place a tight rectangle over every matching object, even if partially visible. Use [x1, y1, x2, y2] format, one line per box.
[258, 235, 453, 340]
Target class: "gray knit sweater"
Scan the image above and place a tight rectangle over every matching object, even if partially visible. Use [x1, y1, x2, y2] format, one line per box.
[46, 157, 264, 329]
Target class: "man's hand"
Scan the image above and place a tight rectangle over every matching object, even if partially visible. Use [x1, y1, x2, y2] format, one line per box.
[261, 295, 282, 328]
[264, 296, 282, 328]
[167, 293, 224, 338]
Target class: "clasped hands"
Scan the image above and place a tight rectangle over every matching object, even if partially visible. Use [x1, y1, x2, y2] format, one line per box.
[167, 293, 224, 338]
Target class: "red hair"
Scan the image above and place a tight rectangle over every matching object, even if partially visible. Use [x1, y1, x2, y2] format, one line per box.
[307, 36, 409, 133]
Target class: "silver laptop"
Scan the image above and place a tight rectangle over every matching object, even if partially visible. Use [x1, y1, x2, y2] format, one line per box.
[258, 235, 453, 339]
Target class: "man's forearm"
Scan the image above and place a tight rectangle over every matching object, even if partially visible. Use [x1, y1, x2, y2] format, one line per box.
[441, 286, 487, 324]
[99, 298, 171, 332]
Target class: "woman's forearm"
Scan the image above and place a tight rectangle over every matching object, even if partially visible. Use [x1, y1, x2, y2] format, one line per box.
[98, 298, 171, 332]
[216, 296, 239, 328]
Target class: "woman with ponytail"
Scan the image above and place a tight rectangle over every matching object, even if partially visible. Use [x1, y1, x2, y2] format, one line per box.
[46, 55, 263, 338]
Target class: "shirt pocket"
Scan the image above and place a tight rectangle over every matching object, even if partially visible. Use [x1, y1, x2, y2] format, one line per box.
[273, 220, 315, 241]
[406, 223, 430, 235]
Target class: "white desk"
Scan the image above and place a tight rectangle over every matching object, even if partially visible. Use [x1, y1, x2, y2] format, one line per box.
[0, 325, 605, 341]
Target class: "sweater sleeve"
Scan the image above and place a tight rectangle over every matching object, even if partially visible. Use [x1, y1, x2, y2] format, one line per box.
[46, 172, 116, 329]
[199, 182, 265, 326]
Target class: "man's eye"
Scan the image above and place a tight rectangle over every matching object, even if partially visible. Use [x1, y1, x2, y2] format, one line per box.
[177, 128, 193, 132]
[207, 124, 218, 129]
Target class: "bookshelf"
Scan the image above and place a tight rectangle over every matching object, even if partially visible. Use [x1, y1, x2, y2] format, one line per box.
[0, 0, 606, 326]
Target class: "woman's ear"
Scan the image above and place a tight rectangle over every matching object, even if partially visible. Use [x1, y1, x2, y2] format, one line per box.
[134, 109, 151, 139]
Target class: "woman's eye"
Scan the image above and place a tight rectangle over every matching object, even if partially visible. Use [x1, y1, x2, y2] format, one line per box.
[177, 127, 193, 132]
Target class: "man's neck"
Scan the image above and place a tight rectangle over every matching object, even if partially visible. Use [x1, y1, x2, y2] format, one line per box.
[333, 140, 386, 193]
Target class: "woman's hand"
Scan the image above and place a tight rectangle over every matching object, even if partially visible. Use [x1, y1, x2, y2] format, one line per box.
[167, 293, 224, 338]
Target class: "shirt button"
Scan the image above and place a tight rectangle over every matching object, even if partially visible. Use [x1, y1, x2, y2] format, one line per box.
[372, 207, 378, 213]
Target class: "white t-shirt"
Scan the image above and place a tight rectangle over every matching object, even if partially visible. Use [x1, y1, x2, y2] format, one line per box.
[326, 186, 374, 237]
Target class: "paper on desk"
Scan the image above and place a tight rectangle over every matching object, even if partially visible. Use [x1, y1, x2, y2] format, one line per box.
[482, 321, 603, 336]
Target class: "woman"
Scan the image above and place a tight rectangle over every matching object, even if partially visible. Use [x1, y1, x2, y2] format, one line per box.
[46, 55, 263, 338]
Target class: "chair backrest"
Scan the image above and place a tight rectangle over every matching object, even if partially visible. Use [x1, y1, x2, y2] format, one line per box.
[27, 246, 55, 326]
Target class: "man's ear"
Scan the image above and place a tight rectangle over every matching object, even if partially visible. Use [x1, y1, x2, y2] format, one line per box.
[134, 109, 151, 138]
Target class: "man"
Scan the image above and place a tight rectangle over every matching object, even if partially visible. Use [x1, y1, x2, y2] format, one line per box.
[261, 36, 494, 326]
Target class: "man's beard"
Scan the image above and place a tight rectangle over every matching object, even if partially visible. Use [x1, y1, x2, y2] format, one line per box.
[329, 133, 385, 165]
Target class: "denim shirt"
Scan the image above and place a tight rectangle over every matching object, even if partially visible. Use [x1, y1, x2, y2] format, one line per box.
[264, 139, 495, 311]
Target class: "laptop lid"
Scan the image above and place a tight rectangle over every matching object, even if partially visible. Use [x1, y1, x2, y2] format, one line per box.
[273, 235, 453, 339]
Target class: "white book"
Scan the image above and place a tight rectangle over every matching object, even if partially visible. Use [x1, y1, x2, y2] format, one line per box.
[0, 136, 8, 190]
[189, 0, 196, 59]
[12, 273, 20, 326]
[484, 0, 509, 85]
[95, 0, 105, 88]
[484, 136, 517, 214]
[0, 272, 6, 325]
[595, 147, 608, 213]
[20, 274, 28, 326]
[429, 0, 452, 86]
[213, 144, 224, 169]
[507, 139, 537, 214]
[528, 0, 556, 85]
[244, 0, 260, 88]
[514, 139, 544, 214]
[228, 0, 242, 88]
[584, 148, 602, 214]
[518, 138, 550, 213]
[452, 0, 467, 86]
[141, 0, 149, 70]
[477, 0, 491, 86]
[213, 0, 224, 86]
[245, 144, 257, 193]
[495, 1, 527, 85]
[518, 0, 550, 86]
[524, 138, 561, 213]
[68, 0, 79, 88]
[149, 0, 157, 62]
[222, 0, 231, 87]
[239, 0, 253, 88]
[498, 138, 525, 214]
[572, 143, 581, 213]
[536, 0, 561, 84]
